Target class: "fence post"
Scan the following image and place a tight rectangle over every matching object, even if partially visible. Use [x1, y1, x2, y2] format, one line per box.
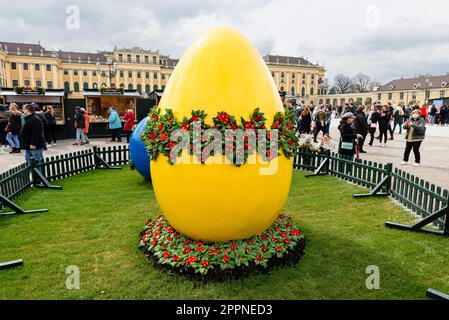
[93, 146, 122, 170]
[30, 157, 62, 190]
[353, 162, 392, 198]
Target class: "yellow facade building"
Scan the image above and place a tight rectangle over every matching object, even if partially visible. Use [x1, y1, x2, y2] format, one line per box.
[0, 42, 326, 103]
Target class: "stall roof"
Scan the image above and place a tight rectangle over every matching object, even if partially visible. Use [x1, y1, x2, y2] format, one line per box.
[0, 88, 65, 97]
[149, 90, 164, 98]
[83, 89, 141, 97]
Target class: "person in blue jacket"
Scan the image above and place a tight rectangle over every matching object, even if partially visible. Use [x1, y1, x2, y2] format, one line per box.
[108, 107, 122, 142]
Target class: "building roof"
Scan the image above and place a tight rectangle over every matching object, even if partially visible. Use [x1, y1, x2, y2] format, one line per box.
[57, 50, 107, 63]
[0, 41, 47, 54]
[163, 58, 179, 68]
[379, 75, 449, 91]
[263, 54, 317, 67]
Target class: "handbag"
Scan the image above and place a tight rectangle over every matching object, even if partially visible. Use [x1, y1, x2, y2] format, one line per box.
[370, 123, 377, 128]
[341, 141, 354, 150]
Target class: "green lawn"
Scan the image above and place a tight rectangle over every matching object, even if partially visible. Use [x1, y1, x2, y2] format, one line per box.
[0, 167, 448, 300]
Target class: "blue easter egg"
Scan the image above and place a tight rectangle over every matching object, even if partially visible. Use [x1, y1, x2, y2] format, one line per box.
[129, 116, 151, 181]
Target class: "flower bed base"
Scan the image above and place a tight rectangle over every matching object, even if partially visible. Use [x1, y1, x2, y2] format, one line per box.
[138, 214, 307, 281]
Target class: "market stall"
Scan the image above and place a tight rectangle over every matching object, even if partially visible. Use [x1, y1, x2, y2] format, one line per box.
[0, 87, 66, 124]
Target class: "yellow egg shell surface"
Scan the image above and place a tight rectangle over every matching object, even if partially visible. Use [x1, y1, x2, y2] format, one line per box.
[152, 27, 293, 241]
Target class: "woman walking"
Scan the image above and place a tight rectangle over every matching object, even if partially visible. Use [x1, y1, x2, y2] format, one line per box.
[298, 106, 312, 135]
[392, 105, 405, 134]
[338, 112, 361, 158]
[108, 107, 122, 142]
[123, 109, 136, 143]
[378, 105, 391, 147]
[44, 106, 57, 147]
[6, 103, 22, 153]
[401, 110, 426, 167]
[367, 105, 380, 147]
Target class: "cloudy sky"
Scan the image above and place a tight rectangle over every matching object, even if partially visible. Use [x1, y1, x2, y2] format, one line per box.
[1, 0, 449, 84]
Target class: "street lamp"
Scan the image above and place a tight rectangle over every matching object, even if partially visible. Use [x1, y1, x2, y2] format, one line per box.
[424, 78, 432, 104]
[96, 56, 118, 87]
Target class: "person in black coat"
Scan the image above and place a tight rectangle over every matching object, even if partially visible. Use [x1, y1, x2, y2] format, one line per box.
[338, 112, 361, 157]
[378, 105, 391, 146]
[353, 106, 369, 153]
[20, 104, 46, 163]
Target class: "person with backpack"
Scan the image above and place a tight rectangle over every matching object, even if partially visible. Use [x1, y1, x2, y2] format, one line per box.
[73, 106, 87, 146]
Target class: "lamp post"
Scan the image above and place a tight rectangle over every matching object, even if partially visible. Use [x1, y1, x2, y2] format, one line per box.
[424, 78, 432, 104]
[96, 56, 118, 87]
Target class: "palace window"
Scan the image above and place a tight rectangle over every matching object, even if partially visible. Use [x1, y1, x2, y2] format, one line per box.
[93, 83, 98, 89]
[311, 74, 315, 80]
[128, 71, 132, 78]
[161, 74, 165, 80]
[64, 81, 70, 93]
[412, 91, 416, 100]
[154, 72, 158, 79]
[153, 84, 158, 90]
[120, 70, 124, 78]
[146, 72, 150, 79]
[11, 62, 16, 69]
[378, 93, 382, 101]
[162, 85, 165, 90]
[35, 80, 42, 87]
[388, 93, 392, 100]
[301, 87, 305, 96]
[64, 69, 68, 75]
[12, 79, 18, 87]
[118, 54, 123, 62]
[137, 84, 142, 93]
[310, 88, 314, 95]
[24, 80, 31, 86]
[153, 56, 157, 64]
[137, 71, 141, 78]
[441, 90, 445, 98]
[35, 64, 40, 71]
[74, 82, 80, 92]
[145, 84, 151, 93]
[46, 64, 51, 71]
[93, 70, 97, 76]
[136, 55, 140, 63]
[145, 56, 149, 64]
[127, 54, 131, 62]
[74, 69, 78, 76]
[271, 71, 274, 78]
[400, 92, 404, 100]
[128, 84, 133, 90]
[82, 70, 87, 76]
[302, 73, 305, 79]
[23, 63, 28, 70]
[83, 82, 88, 90]
[291, 87, 295, 95]
[119, 83, 124, 88]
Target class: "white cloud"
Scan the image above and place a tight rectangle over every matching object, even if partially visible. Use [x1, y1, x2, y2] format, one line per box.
[0, 0, 448, 83]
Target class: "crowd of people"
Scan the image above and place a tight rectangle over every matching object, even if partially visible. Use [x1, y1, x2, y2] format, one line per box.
[286, 100, 429, 167]
[1, 102, 136, 163]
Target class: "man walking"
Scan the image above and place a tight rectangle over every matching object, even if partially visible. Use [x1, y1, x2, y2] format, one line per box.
[20, 104, 45, 163]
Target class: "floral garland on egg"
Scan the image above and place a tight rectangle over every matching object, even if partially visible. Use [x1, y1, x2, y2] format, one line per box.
[141, 107, 298, 166]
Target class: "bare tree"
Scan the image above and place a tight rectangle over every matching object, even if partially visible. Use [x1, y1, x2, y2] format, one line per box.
[333, 74, 352, 94]
[352, 73, 371, 93]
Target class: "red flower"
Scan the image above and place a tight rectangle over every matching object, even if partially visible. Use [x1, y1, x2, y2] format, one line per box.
[201, 260, 210, 267]
[151, 114, 159, 120]
[184, 246, 192, 254]
[256, 254, 264, 261]
[145, 230, 152, 235]
[168, 141, 176, 149]
[145, 219, 152, 225]
[172, 255, 180, 262]
[174, 232, 180, 239]
[260, 244, 267, 252]
[288, 138, 295, 145]
[275, 246, 283, 252]
[195, 241, 203, 246]
[271, 122, 280, 129]
[230, 123, 239, 130]
[253, 115, 262, 122]
[284, 238, 292, 244]
[183, 238, 190, 245]
[218, 112, 230, 125]
[158, 123, 164, 131]
[209, 249, 218, 256]
[196, 246, 204, 252]
[165, 226, 174, 233]
[230, 242, 238, 250]
[245, 247, 251, 253]
[248, 240, 254, 245]
[245, 122, 255, 130]
[222, 254, 229, 264]
[149, 131, 157, 140]
[191, 115, 200, 122]
[289, 230, 301, 236]
[271, 237, 279, 243]
[181, 122, 190, 131]
[162, 251, 171, 258]
[279, 231, 287, 237]
[159, 132, 168, 141]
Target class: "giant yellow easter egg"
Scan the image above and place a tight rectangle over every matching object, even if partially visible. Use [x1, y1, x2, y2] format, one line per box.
[151, 27, 293, 242]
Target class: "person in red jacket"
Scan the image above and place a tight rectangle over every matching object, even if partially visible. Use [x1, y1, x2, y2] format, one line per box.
[420, 104, 428, 123]
[123, 109, 136, 143]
